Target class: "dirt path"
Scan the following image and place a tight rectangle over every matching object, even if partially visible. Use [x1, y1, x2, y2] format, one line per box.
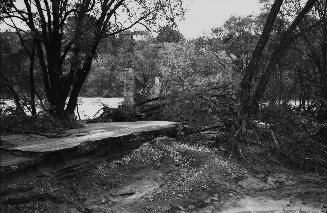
[218, 171, 327, 213]
[1, 138, 327, 213]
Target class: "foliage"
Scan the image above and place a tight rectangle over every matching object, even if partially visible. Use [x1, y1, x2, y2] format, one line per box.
[92, 103, 140, 122]
[156, 25, 184, 43]
[0, 107, 82, 134]
[0, 0, 13, 19]
[257, 103, 318, 135]
[161, 82, 239, 131]
[239, 0, 319, 124]
[141, 41, 239, 130]
[204, 15, 263, 74]
[81, 31, 160, 98]
[85, 38, 240, 130]
[0, 32, 43, 97]
[2, 0, 185, 117]
[248, 103, 327, 172]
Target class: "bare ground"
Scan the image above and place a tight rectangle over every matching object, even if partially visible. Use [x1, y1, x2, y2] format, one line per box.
[1, 136, 327, 213]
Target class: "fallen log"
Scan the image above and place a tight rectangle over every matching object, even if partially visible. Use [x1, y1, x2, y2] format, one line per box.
[135, 96, 167, 107]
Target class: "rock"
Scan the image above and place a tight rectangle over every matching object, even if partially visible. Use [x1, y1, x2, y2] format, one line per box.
[239, 175, 273, 190]
[187, 205, 195, 209]
[197, 206, 216, 213]
[171, 204, 186, 211]
[1, 121, 177, 175]
[84, 194, 108, 207]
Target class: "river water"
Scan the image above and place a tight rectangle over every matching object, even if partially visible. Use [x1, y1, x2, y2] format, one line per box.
[0, 98, 312, 120]
[0, 97, 124, 120]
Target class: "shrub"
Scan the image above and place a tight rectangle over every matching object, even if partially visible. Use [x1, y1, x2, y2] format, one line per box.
[92, 103, 141, 122]
[158, 81, 239, 132]
[0, 108, 82, 134]
[252, 103, 327, 172]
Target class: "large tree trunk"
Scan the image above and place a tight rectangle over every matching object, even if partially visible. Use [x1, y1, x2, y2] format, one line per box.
[250, 36, 289, 111]
[65, 37, 102, 115]
[244, 0, 318, 120]
[239, 0, 284, 132]
[317, 37, 327, 120]
[318, 73, 327, 121]
[18, 0, 155, 118]
[29, 41, 37, 116]
[0, 72, 25, 115]
[318, 14, 327, 121]
[301, 0, 327, 121]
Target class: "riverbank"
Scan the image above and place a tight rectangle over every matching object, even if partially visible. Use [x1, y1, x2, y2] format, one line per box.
[0, 97, 124, 120]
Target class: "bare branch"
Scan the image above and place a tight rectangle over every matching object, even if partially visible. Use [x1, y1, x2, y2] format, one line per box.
[60, 40, 75, 64]
[108, 10, 153, 36]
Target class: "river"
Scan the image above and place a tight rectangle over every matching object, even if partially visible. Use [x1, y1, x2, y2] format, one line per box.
[1, 98, 312, 120]
[0, 97, 124, 120]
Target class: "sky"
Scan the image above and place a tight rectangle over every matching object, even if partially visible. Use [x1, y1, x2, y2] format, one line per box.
[0, 0, 263, 39]
[178, 0, 263, 38]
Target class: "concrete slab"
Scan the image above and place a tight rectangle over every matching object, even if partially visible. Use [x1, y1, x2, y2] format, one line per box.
[0, 121, 176, 175]
[0, 151, 42, 175]
[0, 152, 35, 167]
[0, 121, 176, 153]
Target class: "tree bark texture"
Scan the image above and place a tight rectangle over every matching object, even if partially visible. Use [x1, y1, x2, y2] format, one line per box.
[239, 0, 318, 132]
[239, 0, 284, 132]
[250, 0, 318, 113]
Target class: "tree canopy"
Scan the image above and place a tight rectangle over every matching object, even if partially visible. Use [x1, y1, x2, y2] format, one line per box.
[1, 0, 185, 117]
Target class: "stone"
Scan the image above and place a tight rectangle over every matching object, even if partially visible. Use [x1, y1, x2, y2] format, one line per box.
[0, 121, 177, 174]
[123, 68, 135, 105]
[1, 121, 176, 153]
[152, 77, 161, 98]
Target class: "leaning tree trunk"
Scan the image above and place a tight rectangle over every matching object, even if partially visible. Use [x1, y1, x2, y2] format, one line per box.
[318, 73, 327, 121]
[318, 16, 327, 121]
[239, 0, 284, 132]
[65, 36, 102, 116]
[301, 0, 327, 121]
[29, 41, 37, 116]
[0, 72, 25, 115]
[248, 0, 318, 116]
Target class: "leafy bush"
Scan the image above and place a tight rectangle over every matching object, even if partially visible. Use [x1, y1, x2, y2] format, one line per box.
[158, 81, 239, 132]
[0, 108, 82, 134]
[92, 103, 141, 122]
[132, 42, 240, 131]
[251, 103, 327, 172]
[257, 102, 317, 135]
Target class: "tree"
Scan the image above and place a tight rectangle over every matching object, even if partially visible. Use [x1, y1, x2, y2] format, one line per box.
[300, 0, 327, 121]
[10, 28, 38, 116]
[0, 32, 30, 115]
[0, 0, 13, 20]
[3, 0, 184, 117]
[250, 0, 318, 113]
[202, 15, 265, 75]
[238, 0, 318, 131]
[156, 25, 183, 43]
[239, 0, 284, 132]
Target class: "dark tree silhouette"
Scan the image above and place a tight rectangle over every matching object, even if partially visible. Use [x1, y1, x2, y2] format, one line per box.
[239, 0, 284, 132]
[156, 25, 183, 43]
[3, 0, 184, 117]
